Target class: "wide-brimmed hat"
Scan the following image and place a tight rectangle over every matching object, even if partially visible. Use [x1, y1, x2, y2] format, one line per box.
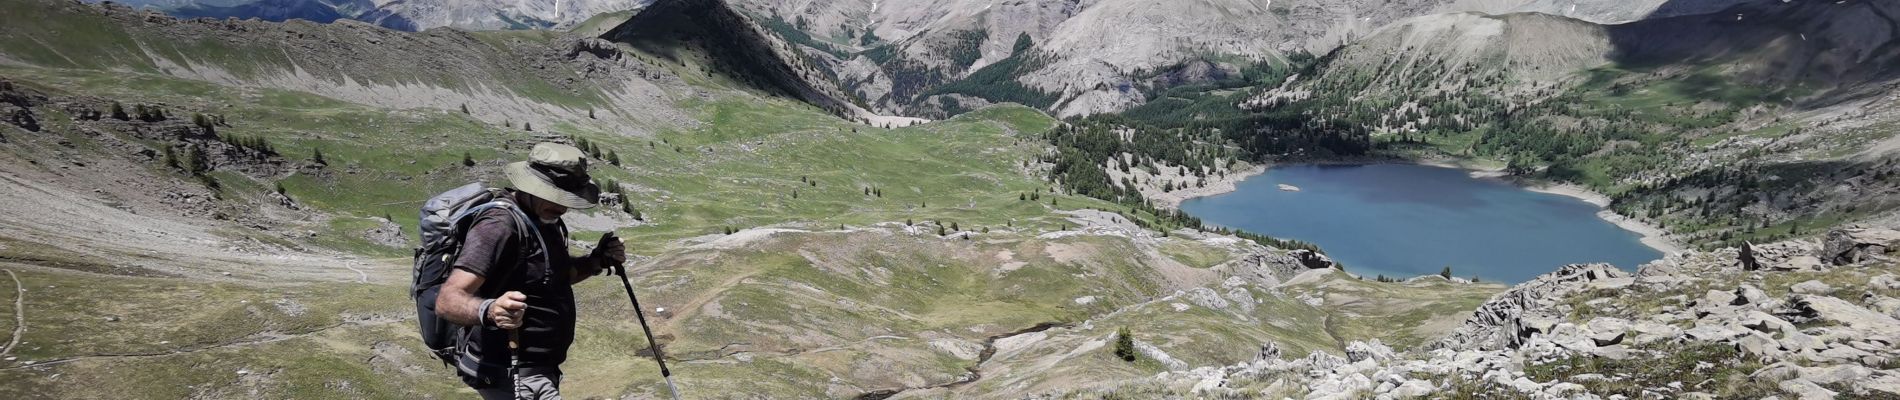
[506, 143, 600, 209]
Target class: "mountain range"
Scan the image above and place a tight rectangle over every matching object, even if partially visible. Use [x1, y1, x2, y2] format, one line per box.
[88, 0, 653, 31]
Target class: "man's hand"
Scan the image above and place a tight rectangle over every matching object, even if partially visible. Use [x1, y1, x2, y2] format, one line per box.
[594, 234, 627, 273]
[488, 291, 527, 330]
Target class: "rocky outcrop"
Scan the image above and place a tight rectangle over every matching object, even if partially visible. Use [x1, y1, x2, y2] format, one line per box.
[1434, 263, 1629, 351]
[1102, 225, 1900, 399]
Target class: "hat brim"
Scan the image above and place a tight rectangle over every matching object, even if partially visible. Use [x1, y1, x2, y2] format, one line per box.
[506, 161, 600, 209]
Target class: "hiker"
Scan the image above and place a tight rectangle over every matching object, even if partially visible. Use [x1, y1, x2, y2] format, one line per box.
[434, 143, 625, 400]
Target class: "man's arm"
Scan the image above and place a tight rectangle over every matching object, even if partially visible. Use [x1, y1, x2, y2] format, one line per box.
[437, 270, 527, 329]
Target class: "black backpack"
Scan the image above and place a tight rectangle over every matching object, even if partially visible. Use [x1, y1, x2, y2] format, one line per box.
[411, 183, 534, 365]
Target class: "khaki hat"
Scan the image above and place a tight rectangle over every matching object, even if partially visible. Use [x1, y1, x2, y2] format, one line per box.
[506, 143, 600, 209]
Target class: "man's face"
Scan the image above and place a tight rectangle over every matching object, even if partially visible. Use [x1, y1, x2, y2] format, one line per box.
[526, 194, 568, 225]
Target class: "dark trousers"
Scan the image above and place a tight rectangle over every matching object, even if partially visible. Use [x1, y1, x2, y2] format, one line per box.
[468, 369, 561, 400]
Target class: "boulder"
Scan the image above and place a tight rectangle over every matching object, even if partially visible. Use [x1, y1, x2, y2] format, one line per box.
[1256, 342, 1283, 363]
[1586, 277, 1635, 291]
[1779, 331, 1826, 352]
[1798, 365, 1874, 386]
[1739, 241, 1762, 270]
[1752, 362, 1802, 381]
[1391, 379, 1435, 398]
[1734, 284, 1769, 306]
[1289, 249, 1336, 270]
[1863, 373, 1900, 396]
[1584, 317, 1631, 346]
[1873, 274, 1900, 291]
[1791, 280, 1834, 295]
[1698, 289, 1739, 308]
[1737, 332, 1782, 360]
[1823, 226, 1900, 265]
[1779, 378, 1838, 400]
[1301, 351, 1347, 371]
[1629, 321, 1683, 345]
[1683, 323, 1743, 341]
[1741, 311, 1797, 336]
[1788, 295, 1900, 334]
[1345, 340, 1396, 362]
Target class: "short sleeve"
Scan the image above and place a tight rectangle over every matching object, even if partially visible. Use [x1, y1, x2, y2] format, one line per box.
[452, 209, 520, 278]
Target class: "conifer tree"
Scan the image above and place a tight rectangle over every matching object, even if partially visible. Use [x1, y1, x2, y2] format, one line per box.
[1114, 327, 1136, 362]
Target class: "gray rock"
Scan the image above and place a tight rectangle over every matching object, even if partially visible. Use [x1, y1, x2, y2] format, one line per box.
[1700, 289, 1739, 308]
[1587, 344, 1634, 360]
[1823, 226, 1900, 266]
[1585, 317, 1631, 346]
[1739, 241, 1761, 270]
[1753, 362, 1802, 381]
[1788, 295, 1900, 334]
[1302, 351, 1347, 371]
[1798, 365, 1873, 385]
[1391, 379, 1434, 398]
[1779, 378, 1838, 400]
[1346, 340, 1396, 362]
[1735, 284, 1769, 306]
[1256, 342, 1282, 363]
[1741, 310, 1797, 336]
[1587, 277, 1635, 291]
[1779, 332, 1825, 352]
[1791, 280, 1834, 295]
[1684, 323, 1743, 341]
[1862, 373, 1900, 396]
[1737, 332, 1782, 360]
[1872, 274, 1900, 291]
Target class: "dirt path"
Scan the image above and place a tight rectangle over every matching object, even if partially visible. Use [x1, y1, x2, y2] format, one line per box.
[853, 322, 1069, 400]
[653, 267, 765, 331]
[0, 269, 21, 358]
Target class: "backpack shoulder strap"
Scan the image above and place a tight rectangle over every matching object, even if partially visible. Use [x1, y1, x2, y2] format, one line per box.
[451, 200, 551, 293]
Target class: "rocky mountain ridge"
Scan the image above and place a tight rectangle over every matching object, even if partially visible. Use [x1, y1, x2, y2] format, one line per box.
[87, 0, 653, 31]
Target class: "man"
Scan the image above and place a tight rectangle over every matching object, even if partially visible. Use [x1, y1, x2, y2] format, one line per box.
[435, 143, 626, 400]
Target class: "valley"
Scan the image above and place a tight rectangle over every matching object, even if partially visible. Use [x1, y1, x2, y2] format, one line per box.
[0, 0, 1897, 398]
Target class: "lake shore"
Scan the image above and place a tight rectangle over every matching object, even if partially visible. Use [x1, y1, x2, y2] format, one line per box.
[1139, 163, 1268, 209]
[1428, 159, 1690, 255]
[1166, 155, 1689, 255]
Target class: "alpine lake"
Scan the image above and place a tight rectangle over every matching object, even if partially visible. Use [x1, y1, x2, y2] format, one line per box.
[1181, 163, 1663, 283]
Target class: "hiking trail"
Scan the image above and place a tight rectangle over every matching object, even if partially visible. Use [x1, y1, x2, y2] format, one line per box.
[0, 269, 22, 358]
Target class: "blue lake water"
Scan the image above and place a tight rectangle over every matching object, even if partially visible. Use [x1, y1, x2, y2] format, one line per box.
[1179, 163, 1662, 283]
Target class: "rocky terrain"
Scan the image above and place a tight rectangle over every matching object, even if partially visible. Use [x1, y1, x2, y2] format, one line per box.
[1052, 225, 1900, 398]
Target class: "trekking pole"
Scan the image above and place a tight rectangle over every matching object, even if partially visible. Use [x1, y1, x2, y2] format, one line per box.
[508, 327, 522, 397]
[606, 234, 683, 400]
